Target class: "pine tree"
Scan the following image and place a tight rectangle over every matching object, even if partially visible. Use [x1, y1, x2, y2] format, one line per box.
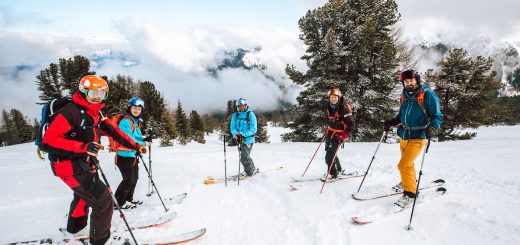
[10, 109, 33, 143]
[255, 113, 269, 143]
[507, 67, 520, 90]
[189, 110, 206, 144]
[0, 110, 10, 146]
[175, 101, 191, 145]
[431, 48, 501, 140]
[271, 110, 282, 127]
[138, 81, 166, 129]
[36, 55, 94, 102]
[159, 109, 177, 147]
[201, 114, 220, 135]
[0, 110, 21, 145]
[104, 75, 139, 115]
[283, 0, 403, 142]
[33, 118, 40, 141]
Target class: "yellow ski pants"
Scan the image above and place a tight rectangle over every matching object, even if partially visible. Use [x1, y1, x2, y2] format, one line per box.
[398, 138, 427, 194]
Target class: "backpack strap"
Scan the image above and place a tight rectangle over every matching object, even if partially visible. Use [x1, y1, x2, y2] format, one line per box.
[122, 115, 135, 133]
[417, 89, 428, 119]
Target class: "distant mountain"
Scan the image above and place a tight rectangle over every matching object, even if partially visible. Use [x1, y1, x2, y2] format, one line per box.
[86, 49, 141, 68]
[207, 47, 267, 76]
[0, 65, 35, 81]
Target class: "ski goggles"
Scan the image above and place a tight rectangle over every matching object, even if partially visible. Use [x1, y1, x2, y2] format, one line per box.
[85, 89, 108, 100]
[129, 98, 145, 108]
[236, 98, 248, 106]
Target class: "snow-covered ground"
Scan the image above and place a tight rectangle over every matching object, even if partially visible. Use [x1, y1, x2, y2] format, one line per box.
[1, 125, 519, 244]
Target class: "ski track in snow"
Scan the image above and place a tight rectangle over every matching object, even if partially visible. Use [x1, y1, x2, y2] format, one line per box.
[0, 125, 519, 244]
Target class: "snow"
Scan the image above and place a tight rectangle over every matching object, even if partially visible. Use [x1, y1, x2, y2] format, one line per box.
[1, 125, 520, 244]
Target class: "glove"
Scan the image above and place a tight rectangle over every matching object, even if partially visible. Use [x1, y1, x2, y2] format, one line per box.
[425, 126, 438, 138]
[136, 145, 147, 154]
[336, 132, 348, 143]
[85, 142, 104, 157]
[236, 135, 245, 143]
[144, 135, 153, 142]
[384, 118, 400, 132]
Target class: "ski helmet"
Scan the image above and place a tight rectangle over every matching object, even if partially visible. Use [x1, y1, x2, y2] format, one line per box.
[128, 97, 145, 109]
[236, 98, 248, 106]
[399, 70, 421, 85]
[79, 75, 109, 100]
[327, 88, 342, 97]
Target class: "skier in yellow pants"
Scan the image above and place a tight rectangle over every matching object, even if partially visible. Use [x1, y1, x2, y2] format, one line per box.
[384, 70, 443, 207]
[398, 139, 427, 197]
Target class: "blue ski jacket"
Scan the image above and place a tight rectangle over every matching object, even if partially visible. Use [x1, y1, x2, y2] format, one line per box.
[117, 114, 146, 158]
[230, 107, 257, 144]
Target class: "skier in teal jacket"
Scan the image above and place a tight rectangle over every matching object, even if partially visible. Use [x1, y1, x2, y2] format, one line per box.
[114, 97, 148, 208]
[230, 98, 258, 176]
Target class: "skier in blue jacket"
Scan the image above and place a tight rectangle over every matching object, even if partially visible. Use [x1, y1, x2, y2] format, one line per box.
[230, 98, 258, 176]
[384, 70, 443, 207]
[114, 97, 149, 208]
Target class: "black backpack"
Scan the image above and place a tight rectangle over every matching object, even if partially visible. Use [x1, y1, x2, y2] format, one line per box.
[35, 97, 87, 159]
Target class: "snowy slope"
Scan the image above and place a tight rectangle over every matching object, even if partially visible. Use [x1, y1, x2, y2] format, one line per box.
[0, 125, 519, 244]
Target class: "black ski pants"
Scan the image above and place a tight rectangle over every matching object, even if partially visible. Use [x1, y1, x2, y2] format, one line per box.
[325, 136, 342, 177]
[65, 171, 113, 244]
[114, 156, 139, 206]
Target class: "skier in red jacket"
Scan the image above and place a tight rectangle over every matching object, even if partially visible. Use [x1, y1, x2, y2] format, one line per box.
[42, 75, 147, 244]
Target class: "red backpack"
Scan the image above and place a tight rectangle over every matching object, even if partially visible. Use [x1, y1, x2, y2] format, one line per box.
[107, 114, 140, 152]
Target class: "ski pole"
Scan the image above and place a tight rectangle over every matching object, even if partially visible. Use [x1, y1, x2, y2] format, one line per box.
[138, 154, 169, 212]
[355, 131, 387, 193]
[405, 138, 431, 231]
[90, 157, 139, 245]
[146, 144, 154, 196]
[301, 135, 327, 177]
[320, 143, 342, 194]
[224, 135, 228, 187]
[237, 138, 242, 186]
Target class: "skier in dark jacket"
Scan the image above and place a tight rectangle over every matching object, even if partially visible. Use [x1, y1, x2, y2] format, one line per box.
[324, 88, 355, 180]
[42, 75, 147, 244]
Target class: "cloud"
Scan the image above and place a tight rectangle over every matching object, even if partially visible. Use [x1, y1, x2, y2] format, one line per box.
[396, 0, 520, 43]
[104, 21, 307, 112]
[0, 22, 307, 118]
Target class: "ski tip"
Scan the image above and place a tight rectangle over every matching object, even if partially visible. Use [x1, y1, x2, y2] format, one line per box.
[433, 179, 445, 184]
[203, 179, 216, 185]
[436, 187, 447, 193]
[351, 216, 371, 225]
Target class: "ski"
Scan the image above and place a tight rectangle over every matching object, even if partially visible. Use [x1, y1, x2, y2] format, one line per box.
[155, 228, 207, 245]
[351, 179, 445, 201]
[117, 192, 188, 209]
[351, 187, 447, 224]
[291, 171, 363, 183]
[10, 212, 178, 244]
[204, 174, 248, 184]
[289, 184, 299, 191]
[124, 211, 177, 230]
[204, 168, 260, 184]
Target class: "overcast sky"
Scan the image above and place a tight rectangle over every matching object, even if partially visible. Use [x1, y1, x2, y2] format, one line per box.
[1, 0, 519, 118]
